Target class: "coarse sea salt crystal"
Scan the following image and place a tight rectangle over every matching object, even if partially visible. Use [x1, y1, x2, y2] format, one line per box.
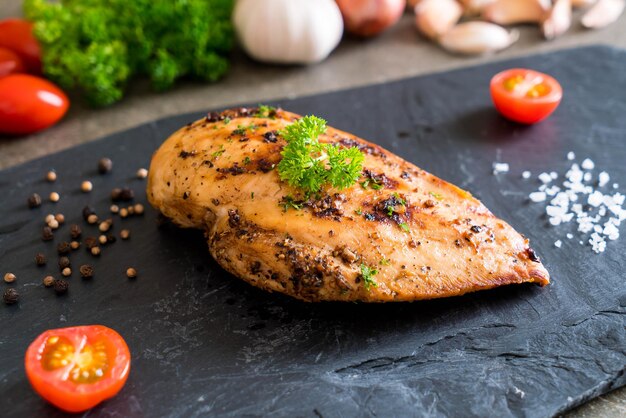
[567, 152, 575, 160]
[581, 158, 595, 170]
[550, 172, 558, 179]
[588, 191, 604, 207]
[529, 191, 546, 203]
[539, 172, 553, 184]
[567, 233, 573, 239]
[493, 162, 509, 175]
[554, 240, 562, 248]
[583, 173, 592, 182]
[522, 171, 531, 179]
[598, 172, 610, 187]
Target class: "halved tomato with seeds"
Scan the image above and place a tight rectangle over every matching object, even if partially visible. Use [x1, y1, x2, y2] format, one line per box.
[25, 325, 131, 413]
[490, 68, 563, 124]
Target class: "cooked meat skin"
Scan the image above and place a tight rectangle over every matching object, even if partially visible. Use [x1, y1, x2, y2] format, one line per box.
[147, 107, 549, 302]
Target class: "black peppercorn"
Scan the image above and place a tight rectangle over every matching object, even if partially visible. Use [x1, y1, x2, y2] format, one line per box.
[58, 256, 71, 270]
[98, 157, 113, 174]
[70, 224, 82, 239]
[28, 193, 42, 209]
[111, 187, 134, 202]
[84, 236, 98, 249]
[42, 226, 54, 241]
[35, 253, 47, 266]
[82, 206, 96, 221]
[106, 234, 116, 244]
[53, 279, 69, 295]
[3, 288, 19, 304]
[57, 241, 71, 255]
[79, 264, 94, 278]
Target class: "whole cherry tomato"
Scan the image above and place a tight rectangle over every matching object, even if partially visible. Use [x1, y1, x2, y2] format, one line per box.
[25, 325, 131, 413]
[0, 74, 69, 135]
[0, 18, 41, 73]
[490, 68, 563, 124]
[0, 46, 25, 77]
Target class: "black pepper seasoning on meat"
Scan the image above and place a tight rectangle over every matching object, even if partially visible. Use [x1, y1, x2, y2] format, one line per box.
[53, 279, 69, 295]
[3, 288, 19, 304]
[526, 248, 541, 262]
[70, 224, 82, 239]
[35, 253, 47, 266]
[470, 225, 482, 233]
[263, 131, 278, 143]
[27, 193, 42, 209]
[42, 227, 54, 241]
[57, 242, 71, 255]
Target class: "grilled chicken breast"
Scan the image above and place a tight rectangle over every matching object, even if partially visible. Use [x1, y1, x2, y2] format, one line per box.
[147, 107, 549, 302]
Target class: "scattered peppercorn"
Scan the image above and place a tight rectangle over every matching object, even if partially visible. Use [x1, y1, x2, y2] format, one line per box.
[137, 168, 148, 179]
[62, 267, 71, 277]
[49, 192, 60, 202]
[81, 180, 93, 193]
[90, 247, 101, 256]
[87, 214, 98, 224]
[110, 204, 119, 214]
[70, 224, 82, 239]
[120, 229, 130, 240]
[126, 268, 137, 279]
[58, 256, 71, 270]
[3, 288, 19, 304]
[54, 213, 65, 224]
[42, 226, 54, 241]
[54, 279, 69, 295]
[133, 203, 144, 215]
[43, 275, 55, 287]
[28, 193, 42, 209]
[119, 208, 129, 218]
[57, 242, 71, 255]
[82, 206, 96, 221]
[98, 235, 108, 245]
[98, 157, 113, 174]
[48, 218, 59, 230]
[4, 272, 16, 283]
[111, 187, 134, 202]
[127, 206, 135, 215]
[35, 253, 47, 266]
[70, 241, 80, 250]
[45, 214, 55, 224]
[46, 170, 57, 182]
[84, 237, 98, 249]
[79, 264, 94, 278]
[99, 220, 112, 232]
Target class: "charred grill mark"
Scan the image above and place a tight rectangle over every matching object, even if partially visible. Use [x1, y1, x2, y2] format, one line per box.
[216, 163, 246, 177]
[338, 136, 386, 158]
[179, 150, 196, 159]
[257, 158, 277, 173]
[228, 209, 240, 228]
[362, 169, 399, 190]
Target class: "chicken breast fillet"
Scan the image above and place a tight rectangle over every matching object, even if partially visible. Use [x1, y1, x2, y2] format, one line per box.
[147, 107, 549, 302]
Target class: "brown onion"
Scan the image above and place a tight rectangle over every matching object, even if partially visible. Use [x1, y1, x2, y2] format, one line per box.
[336, 0, 407, 37]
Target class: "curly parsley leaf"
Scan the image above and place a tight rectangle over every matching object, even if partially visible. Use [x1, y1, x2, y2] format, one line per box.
[360, 264, 379, 291]
[277, 116, 365, 194]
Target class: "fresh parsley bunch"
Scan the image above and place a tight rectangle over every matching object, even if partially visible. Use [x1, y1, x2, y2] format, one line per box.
[278, 116, 364, 195]
[24, 0, 234, 107]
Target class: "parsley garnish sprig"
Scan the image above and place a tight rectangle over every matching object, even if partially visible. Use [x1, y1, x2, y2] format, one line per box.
[277, 116, 364, 194]
[360, 264, 379, 291]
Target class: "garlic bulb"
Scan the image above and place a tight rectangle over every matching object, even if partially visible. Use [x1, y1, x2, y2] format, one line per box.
[415, 0, 463, 39]
[439, 22, 519, 55]
[233, 0, 344, 64]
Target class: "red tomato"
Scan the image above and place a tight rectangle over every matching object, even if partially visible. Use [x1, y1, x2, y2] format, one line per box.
[0, 18, 41, 74]
[0, 46, 25, 77]
[0, 74, 69, 135]
[490, 68, 563, 124]
[25, 325, 131, 413]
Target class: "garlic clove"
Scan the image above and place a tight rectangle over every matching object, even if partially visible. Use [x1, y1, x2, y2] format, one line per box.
[483, 0, 550, 25]
[581, 0, 625, 28]
[572, 0, 598, 8]
[458, 0, 497, 15]
[414, 0, 464, 39]
[439, 22, 519, 55]
[542, 0, 572, 40]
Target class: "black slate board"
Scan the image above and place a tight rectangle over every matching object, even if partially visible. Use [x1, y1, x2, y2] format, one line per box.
[1, 46, 625, 418]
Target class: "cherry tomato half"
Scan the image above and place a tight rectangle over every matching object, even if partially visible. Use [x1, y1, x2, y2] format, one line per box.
[25, 325, 131, 413]
[490, 68, 563, 124]
[0, 18, 41, 74]
[0, 46, 25, 77]
[0, 74, 69, 135]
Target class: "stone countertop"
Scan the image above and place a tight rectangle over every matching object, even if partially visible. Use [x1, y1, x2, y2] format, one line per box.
[1, 1, 625, 416]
